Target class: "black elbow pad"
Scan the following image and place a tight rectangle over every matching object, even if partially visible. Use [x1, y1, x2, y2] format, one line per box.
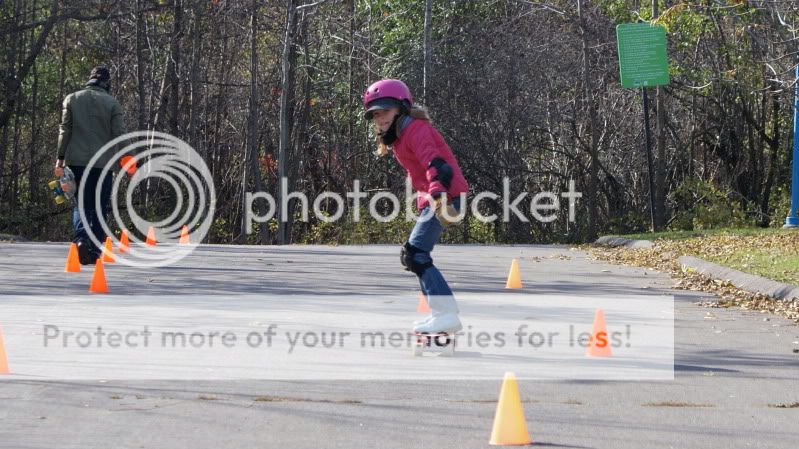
[428, 157, 453, 189]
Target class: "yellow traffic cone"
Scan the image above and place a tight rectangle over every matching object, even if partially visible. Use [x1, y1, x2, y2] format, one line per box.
[489, 372, 532, 445]
[506, 259, 522, 289]
[0, 326, 9, 374]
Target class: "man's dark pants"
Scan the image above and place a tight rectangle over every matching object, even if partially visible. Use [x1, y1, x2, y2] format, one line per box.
[70, 166, 112, 261]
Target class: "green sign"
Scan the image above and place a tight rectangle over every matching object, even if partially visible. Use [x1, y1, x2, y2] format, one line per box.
[617, 23, 670, 88]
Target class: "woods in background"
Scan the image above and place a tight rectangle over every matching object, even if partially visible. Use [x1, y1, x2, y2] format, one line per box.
[1, 0, 797, 244]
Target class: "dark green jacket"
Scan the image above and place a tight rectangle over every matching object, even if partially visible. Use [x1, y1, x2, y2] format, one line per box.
[57, 86, 127, 168]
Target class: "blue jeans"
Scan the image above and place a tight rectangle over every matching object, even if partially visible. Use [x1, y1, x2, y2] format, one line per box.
[408, 197, 461, 316]
[70, 166, 113, 256]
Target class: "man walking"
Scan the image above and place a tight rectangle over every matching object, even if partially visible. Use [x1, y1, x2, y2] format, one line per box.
[55, 66, 128, 264]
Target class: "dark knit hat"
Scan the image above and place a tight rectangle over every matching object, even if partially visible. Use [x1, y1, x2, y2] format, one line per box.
[89, 66, 110, 82]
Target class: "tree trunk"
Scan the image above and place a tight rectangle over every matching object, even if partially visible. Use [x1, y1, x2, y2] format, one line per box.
[653, 0, 667, 231]
[578, 0, 598, 241]
[346, 0, 355, 183]
[168, 0, 183, 136]
[759, 89, 781, 226]
[277, 0, 298, 245]
[0, 0, 22, 204]
[242, 0, 269, 244]
[135, 0, 147, 131]
[423, 0, 432, 103]
[188, 0, 204, 149]
[29, 56, 39, 209]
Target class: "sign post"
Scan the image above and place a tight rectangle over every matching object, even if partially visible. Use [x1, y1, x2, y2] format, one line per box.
[784, 62, 799, 228]
[617, 22, 670, 232]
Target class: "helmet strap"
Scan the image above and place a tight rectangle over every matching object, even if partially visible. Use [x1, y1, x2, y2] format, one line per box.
[379, 113, 403, 145]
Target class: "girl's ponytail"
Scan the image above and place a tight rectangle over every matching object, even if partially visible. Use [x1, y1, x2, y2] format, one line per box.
[408, 106, 431, 121]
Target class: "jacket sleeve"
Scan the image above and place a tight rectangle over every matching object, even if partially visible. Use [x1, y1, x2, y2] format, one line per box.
[110, 100, 128, 154]
[56, 96, 73, 160]
[408, 124, 449, 195]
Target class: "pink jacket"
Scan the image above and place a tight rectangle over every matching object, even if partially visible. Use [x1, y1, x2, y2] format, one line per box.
[392, 119, 469, 210]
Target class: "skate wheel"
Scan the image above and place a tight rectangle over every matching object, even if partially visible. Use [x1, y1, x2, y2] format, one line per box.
[412, 344, 423, 356]
[432, 334, 451, 347]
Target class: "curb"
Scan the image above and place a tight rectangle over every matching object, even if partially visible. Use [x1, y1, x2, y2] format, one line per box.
[593, 236, 653, 249]
[0, 233, 29, 243]
[678, 255, 799, 301]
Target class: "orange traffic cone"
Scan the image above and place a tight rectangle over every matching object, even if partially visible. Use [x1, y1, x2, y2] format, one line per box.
[416, 293, 431, 313]
[489, 372, 532, 445]
[120, 155, 137, 176]
[101, 237, 115, 263]
[89, 259, 109, 294]
[506, 259, 522, 289]
[179, 225, 190, 244]
[146, 226, 157, 246]
[586, 309, 612, 357]
[119, 229, 130, 253]
[0, 326, 9, 374]
[64, 243, 81, 273]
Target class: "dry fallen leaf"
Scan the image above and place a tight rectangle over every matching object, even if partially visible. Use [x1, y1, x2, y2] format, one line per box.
[588, 233, 799, 324]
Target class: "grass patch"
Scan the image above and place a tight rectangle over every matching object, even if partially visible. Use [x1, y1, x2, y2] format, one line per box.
[609, 227, 793, 242]
[603, 227, 799, 285]
[589, 230, 799, 322]
[707, 250, 799, 285]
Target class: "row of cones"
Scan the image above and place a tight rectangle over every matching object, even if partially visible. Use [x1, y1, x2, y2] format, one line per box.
[502, 259, 614, 357]
[0, 225, 198, 375]
[489, 310, 612, 446]
[418, 258, 610, 355]
[64, 225, 193, 293]
[414, 262, 611, 445]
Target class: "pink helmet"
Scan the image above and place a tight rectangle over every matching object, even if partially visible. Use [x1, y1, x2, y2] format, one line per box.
[363, 79, 413, 119]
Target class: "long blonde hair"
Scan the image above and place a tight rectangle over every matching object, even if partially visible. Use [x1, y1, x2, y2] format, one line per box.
[375, 106, 431, 156]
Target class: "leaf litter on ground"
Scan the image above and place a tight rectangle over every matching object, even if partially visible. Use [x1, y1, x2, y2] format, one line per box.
[587, 231, 799, 324]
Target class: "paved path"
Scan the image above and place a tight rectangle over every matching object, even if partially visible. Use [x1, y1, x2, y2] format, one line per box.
[1, 243, 798, 448]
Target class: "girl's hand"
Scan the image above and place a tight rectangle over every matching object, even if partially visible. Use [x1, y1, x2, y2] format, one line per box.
[434, 195, 463, 227]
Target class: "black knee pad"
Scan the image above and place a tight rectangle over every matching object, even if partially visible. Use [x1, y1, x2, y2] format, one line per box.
[400, 242, 433, 276]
